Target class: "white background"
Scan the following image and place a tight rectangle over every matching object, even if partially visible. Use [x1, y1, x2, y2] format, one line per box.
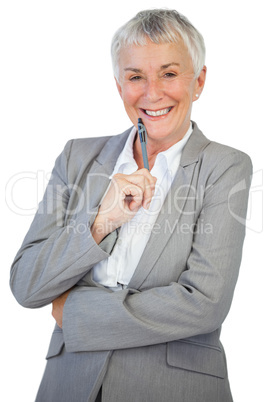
[1, 0, 267, 401]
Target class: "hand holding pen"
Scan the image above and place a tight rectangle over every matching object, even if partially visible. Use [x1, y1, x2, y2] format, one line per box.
[91, 119, 156, 243]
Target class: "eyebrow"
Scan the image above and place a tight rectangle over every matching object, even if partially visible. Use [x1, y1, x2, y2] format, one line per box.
[160, 62, 180, 69]
[124, 63, 180, 73]
[124, 67, 143, 73]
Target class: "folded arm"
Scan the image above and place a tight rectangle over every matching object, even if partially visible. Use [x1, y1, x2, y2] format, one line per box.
[62, 150, 252, 352]
[10, 140, 157, 309]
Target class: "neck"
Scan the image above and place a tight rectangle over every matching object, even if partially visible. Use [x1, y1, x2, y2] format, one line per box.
[133, 123, 191, 170]
[133, 140, 155, 170]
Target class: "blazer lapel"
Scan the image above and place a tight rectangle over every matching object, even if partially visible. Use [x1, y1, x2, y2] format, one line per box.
[128, 123, 210, 290]
[85, 128, 132, 208]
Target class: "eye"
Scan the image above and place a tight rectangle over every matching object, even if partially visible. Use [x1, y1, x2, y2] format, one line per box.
[164, 72, 177, 78]
[129, 75, 142, 81]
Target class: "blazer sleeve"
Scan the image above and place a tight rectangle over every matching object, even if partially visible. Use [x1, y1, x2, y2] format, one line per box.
[62, 149, 253, 352]
[10, 140, 110, 308]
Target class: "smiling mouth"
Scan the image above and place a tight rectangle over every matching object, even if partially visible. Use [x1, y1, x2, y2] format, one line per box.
[143, 107, 172, 117]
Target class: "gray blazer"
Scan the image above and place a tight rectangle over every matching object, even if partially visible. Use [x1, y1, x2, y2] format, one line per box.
[10, 122, 252, 402]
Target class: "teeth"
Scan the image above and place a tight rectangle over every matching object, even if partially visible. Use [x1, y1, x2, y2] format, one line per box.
[145, 107, 171, 117]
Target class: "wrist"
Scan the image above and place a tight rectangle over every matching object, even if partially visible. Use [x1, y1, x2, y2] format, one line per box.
[91, 215, 115, 245]
[91, 220, 106, 244]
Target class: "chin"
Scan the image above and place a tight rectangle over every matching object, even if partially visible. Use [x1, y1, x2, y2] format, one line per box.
[147, 122, 176, 136]
[148, 130, 173, 142]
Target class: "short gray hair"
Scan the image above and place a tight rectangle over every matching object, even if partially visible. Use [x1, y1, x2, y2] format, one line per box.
[111, 9, 206, 80]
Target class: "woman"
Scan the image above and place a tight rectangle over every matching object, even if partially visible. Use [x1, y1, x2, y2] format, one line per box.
[10, 9, 252, 402]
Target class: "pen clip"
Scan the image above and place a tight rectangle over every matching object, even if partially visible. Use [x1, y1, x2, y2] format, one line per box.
[138, 118, 147, 144]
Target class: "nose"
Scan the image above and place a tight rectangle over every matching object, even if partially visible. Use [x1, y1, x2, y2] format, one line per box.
[144, 78, 164, 103]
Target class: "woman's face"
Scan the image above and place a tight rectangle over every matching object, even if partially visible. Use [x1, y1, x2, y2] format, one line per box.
[115, 38, 206, 148]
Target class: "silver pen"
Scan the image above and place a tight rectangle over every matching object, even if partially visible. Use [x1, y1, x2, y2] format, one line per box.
[137, 118, 149, 170]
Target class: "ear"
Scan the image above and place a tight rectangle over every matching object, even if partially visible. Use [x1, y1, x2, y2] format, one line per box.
[115, 77, 123, 99]
[192, 66, 207, 102]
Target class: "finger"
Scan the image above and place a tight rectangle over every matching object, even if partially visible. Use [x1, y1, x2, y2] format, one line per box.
[130, 172, 156, 209]
[135, 168, 157, 187]
[112, 172, 157, 211]
[134, 168, 157, 197]
[121, 183, 143, 211]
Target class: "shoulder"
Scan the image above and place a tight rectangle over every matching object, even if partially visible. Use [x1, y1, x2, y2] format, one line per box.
[64, 135, 112, 162]
[185, 123, 253, 192]
[200, 141, 252, 181]
[202, 140, 252, 167]
[59, 127, 132, 166]
[189, 122, 252, 174]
